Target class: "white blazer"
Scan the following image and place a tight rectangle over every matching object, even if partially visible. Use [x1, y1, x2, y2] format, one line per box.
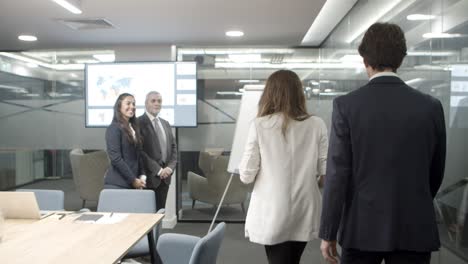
[239, 113, 328, 245]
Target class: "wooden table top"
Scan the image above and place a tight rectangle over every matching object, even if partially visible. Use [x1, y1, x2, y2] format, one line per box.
[0, 212, 164, 264]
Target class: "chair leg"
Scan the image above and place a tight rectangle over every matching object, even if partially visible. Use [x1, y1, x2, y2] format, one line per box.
[241, 203, 245, 214]
[82, 199, 86, 208]
[192, 199, 196, 209]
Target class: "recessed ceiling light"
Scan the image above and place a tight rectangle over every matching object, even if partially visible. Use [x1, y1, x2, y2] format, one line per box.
[407, 14, 436, 20]
[18, 35, 38, 41]
[423, 32, 462, 39]
[226, 31, 244, 37]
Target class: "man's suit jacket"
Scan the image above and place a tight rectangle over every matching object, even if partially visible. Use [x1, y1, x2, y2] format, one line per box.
[319, 76, 446, 252]
[104, 121, 143, 188]
[138, 114, 177, 188]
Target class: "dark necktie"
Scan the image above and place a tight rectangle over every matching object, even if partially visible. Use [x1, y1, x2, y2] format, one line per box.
[153, 118, 167, 162]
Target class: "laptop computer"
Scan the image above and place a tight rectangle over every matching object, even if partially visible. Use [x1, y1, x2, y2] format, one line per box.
[0, 191, 41, 219]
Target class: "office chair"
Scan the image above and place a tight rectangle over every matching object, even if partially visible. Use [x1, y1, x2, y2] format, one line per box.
[16, 189, 65, 211]
[97, 189, 164, 257]
[157, 222, 226, 264]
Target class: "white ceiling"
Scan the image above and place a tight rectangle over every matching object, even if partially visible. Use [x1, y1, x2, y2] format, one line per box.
[0, 0, 327, 50]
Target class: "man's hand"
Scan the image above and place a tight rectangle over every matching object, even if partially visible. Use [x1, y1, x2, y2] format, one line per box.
[164, 167, 173, 176]
[320, 240, 339, 263]
[159, 167, 172, 180]
[160, 167, 173, 179]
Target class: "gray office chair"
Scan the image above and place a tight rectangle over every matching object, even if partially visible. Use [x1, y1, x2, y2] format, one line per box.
[17, 189, 65, 211]
[157, 222, 226, 264]
[97, 189, 164, 257]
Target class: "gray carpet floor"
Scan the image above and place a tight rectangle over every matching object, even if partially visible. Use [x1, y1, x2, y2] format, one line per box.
[159, 222, 324, 264]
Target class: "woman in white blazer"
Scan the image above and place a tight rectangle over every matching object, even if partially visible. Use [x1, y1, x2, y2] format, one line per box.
[239, 70, 328, 264]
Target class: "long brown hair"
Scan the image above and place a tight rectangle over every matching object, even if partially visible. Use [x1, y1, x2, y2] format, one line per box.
[113, 93, 142, 146]
[258, 70, 310, 137]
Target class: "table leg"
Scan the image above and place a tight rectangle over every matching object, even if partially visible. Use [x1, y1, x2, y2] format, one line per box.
[147, 230, 161, 264]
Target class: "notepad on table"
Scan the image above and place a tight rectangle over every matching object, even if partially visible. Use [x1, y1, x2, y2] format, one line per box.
[74, 214, 104, 222]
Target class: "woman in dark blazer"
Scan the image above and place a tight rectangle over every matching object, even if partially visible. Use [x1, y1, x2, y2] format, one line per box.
[104, 93, 146, 189]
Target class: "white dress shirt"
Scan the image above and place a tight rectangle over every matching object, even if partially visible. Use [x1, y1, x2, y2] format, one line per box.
[369, 71, 398, 81]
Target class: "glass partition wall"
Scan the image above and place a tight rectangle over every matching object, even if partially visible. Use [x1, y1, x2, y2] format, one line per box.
[176, 0, 468, 262]
[0, 50, 109, 210]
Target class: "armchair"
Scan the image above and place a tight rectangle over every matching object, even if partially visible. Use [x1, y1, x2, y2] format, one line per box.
[69, 149, 108, 208]
[188, 152, 249, 212]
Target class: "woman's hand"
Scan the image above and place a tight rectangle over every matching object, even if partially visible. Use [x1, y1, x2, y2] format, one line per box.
[132, 178, 146, 189]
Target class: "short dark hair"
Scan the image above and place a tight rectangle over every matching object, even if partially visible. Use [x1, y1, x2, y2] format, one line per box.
[358, 23, 407, 72]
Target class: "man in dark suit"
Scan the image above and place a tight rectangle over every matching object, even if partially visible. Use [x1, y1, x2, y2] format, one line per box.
[139, 91, 177, 210]
[319, 23, 446, 264]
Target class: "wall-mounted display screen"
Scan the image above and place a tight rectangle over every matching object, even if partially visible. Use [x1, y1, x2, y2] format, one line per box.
[85, 62, 197, 127]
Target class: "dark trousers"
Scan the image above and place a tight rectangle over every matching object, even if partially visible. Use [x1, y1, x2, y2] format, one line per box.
[341, 248, 431, 264]
[152, 181, 169, 210]
[264, 241, 307, 264]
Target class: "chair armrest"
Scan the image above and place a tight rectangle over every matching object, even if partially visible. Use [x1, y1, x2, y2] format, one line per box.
[157, 233, 200, 264]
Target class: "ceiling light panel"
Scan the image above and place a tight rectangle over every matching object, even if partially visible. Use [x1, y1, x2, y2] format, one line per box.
[422, 32, 463, 38]
[92, 54, 115, 62]
[228, 54, 261, 62]
[302, 0, 358, 46]
[51, 0, 82, 14]
[407, 14, 436, 20]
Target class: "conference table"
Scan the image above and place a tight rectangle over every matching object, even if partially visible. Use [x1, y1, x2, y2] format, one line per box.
[0, 212, 164, 264]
